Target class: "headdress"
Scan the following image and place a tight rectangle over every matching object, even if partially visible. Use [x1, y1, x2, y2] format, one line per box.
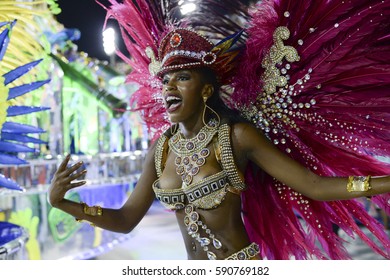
[147, 28, 242, 85]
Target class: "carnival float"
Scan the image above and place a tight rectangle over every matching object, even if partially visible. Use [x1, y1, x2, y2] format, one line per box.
[0, 0, 147, 260]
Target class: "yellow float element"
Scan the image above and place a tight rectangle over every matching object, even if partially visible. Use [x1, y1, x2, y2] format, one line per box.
[8, 208, 41, 260]
[0, 1, 60, 85]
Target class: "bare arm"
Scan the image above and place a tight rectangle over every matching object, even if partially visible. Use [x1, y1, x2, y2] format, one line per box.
[48, 143, 158, 233]
[232, 123, 390, 201]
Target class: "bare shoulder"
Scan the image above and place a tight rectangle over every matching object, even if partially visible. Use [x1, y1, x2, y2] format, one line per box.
[227, 122, 260, 167]
[231, 122, 258, 136]
[230, 122, 274, 155]
[230, 122, 266, 145]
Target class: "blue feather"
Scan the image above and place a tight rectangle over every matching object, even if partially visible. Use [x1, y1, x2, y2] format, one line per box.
[1, 132, 47, 144]
[1, 122, 45, 134]
[7, 79, 50, 100]
[2, 59, 43, 85]
[0, 174, 23, 191]
[0, 154, 28, 165]
[0, 141, 36, 153]
[0, 20, 16, 61]
[6, 106, 50, 117]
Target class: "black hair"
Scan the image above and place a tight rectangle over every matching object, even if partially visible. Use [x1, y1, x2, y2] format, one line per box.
[198, 67, 248, 124]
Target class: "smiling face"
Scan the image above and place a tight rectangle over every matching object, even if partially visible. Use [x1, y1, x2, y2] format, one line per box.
[162, 69, 213, 125]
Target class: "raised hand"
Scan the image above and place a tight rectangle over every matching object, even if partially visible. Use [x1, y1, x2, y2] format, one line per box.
[48, 154, 87, 207]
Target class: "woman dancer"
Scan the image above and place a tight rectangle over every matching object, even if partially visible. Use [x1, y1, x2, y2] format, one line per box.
[48, 0, 390, 260]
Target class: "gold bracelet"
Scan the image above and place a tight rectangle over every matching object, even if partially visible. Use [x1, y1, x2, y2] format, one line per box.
[347, 175, 372, 192]
[81, 202, 103, 216]
[75, 218, 96, 227]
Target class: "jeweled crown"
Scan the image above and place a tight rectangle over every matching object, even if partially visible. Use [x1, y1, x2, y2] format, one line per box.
[146, 28, 242, 85]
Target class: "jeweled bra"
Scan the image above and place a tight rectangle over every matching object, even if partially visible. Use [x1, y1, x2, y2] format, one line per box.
[152, 123, 247, 259]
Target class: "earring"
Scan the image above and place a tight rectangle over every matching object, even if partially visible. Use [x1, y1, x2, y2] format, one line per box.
[170, 123, 178, 135]
[202, 96, 220, 128]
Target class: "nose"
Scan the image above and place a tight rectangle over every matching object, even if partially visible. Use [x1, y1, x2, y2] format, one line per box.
[164, 85, 175, 92]
[163, 78, 176, 92]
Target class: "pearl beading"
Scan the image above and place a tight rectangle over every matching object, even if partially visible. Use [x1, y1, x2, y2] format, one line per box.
[218, 124, 246, 191]
[154, 134, 168, 178]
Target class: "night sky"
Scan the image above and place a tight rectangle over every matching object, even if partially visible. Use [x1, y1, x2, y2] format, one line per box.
[54, 0, 255, 61]
[55, 0, 122, 61]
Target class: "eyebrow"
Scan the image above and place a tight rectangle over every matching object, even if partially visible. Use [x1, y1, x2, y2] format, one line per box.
[163, 70, 192, 79]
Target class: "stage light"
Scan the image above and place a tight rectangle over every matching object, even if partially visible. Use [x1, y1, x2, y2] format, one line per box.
[103, 27, 116, 56]
[180, 1, 197, 15]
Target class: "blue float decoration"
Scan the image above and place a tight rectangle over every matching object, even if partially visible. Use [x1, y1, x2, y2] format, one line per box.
[0, 20, 50, 191]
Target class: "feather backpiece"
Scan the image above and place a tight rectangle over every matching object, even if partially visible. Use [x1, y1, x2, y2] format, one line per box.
[99, 0, 174, 141]
[233, 0, 390, 259]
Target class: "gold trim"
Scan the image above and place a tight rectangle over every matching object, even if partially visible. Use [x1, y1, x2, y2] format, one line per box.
[262, 26, 300, 95]
[347, 176, 372, 192]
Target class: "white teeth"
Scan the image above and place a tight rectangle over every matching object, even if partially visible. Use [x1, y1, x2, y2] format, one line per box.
[166, 96, 181, 102]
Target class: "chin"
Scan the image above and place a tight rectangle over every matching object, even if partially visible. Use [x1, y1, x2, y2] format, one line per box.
[168, 114, 180, 124]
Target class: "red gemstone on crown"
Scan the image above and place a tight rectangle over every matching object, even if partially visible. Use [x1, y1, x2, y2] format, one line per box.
[170, 33, 182, 47]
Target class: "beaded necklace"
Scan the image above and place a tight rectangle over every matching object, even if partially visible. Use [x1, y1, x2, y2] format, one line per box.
[168, 121, 218, 185]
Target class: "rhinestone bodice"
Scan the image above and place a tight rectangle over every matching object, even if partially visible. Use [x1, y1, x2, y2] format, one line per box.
[152, 124, 246, 211]
[152, 123, 248, 260]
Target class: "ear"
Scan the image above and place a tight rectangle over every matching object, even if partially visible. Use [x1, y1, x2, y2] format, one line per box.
[202, 84, 214, 99]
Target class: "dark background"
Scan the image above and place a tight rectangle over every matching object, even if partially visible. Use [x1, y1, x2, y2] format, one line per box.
[55, 0, 120, 61]
[54, 0, 257, 62]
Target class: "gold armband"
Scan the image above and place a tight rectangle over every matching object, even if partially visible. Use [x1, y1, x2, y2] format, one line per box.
[75, 218, 96, 227]
[347, 175, 372, 192]
[81, 202, 103, 216]
[75, 202, 103, 227]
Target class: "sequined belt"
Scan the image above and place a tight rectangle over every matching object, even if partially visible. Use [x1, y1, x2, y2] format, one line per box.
[225, 242, 260, 260]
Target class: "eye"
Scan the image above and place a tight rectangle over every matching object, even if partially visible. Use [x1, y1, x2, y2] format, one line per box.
[177, 74, 190, 81]
[162, 77, 170, 85]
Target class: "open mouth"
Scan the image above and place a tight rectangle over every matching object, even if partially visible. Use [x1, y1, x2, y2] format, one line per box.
[165, 95, 182, 113]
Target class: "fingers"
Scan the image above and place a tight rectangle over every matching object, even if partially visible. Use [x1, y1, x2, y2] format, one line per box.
[53, 157, 88, 189]
[65, 161, 85, 177]
[57, 154, 71, 172]
[68, 169, 87, 182]
[69, 180, 87, 190]
[59, 169, 87, 190]
[56, 154, 85, 177]
[57, 154, 83, 174]
[65, 171, 87, 191]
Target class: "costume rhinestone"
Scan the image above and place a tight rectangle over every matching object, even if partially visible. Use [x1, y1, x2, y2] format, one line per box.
[189, 223, 198, 233]
[170, 33, 182, 47]
[237, 252, 246, 260]
[202, 52, 217, 64]
[186, 142, 195, 150]
[170, 121, 218, 185]
[207, 251, 217, 260]
[191, 212, 199, 221]
[184, 203, 223, 260]
[200, 238, 210, 247]
[213, 238, 222, 249]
